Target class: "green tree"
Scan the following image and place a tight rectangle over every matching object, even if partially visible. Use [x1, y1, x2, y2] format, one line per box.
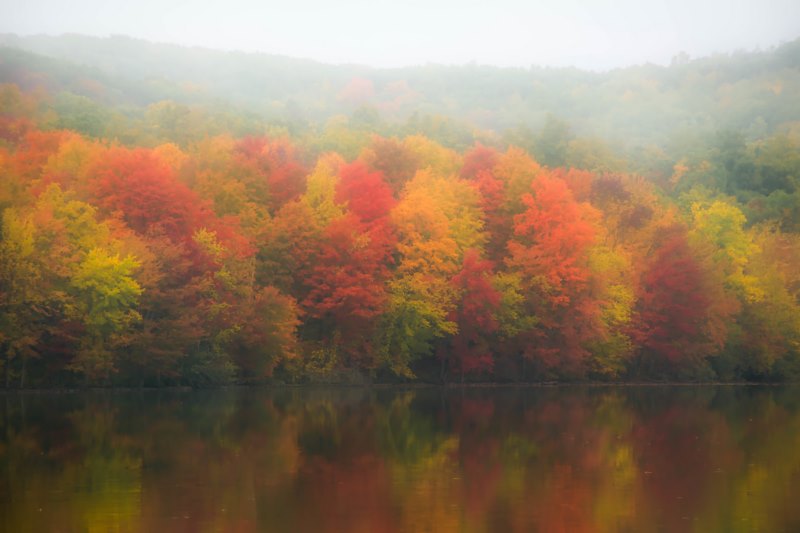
[535, 114, 572, 168]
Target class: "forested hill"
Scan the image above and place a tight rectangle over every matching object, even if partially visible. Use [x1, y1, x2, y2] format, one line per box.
[1, 34, 799, 387]
[1, 33, 799, 148]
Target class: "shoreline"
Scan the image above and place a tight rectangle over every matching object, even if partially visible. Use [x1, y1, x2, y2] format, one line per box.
[0, 381, 792, 394]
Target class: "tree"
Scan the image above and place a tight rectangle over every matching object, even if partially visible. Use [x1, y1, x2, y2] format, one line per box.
[484, 147, 543, 258]
[257, 199, 323, 297]
[232, 286, 300, 379]
[90, 147, 210, 243]
[117, 229, 206, 385]
[302, 153, 345, 227]
[379, 274, 457, 378]
[0, 184, 142, 386]
[0, 83, 38, 145]
[303, 215, 392, 325]
[360, 136, 420, 194]
[234, 136, 307, 212]
[0, 207, 43, 387]
[534, 114, 572, 168]
[689, 198, 760, 301]
[507, 170, 601, 376]
[508, 171, 598, 299]
[402, 135, 462, 177]
[335, 161, 395, 226]
[460, 143, 499, 181]
[631, 226, 714, 378]
[380, 168, 486, 377]
[445, 250, 501, 379]
[720, 226, 800, 379]
[585, 245, 636, 379]
[301, 162, 396, 367]
[68, 248, 141, 382]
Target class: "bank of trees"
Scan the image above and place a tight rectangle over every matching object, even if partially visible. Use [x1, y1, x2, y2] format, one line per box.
[1, 83, 799, 386]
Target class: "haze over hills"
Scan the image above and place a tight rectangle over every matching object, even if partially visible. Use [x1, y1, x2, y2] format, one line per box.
[1, 32, 799, 150]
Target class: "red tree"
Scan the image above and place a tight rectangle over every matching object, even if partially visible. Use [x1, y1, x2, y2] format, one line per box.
[91, 148, 210, 242]
[335, 161, 396, 226]
[446, 250, 501, 377]
[301, 162, 397, 365]
[461, 145, 508, 261]
[234, 136, 307, 211]
[631, 226, 712, 373]
[460, 143, 499, 181]
[91, 148, 253, 275]
[303, 215, 390, 321]
[308, 162, 395, 316]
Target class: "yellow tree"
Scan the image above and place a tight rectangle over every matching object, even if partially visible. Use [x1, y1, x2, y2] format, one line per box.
[68, 248, 142, 381]
[1, 185, 142, 385]
[380, 168, 486, 377]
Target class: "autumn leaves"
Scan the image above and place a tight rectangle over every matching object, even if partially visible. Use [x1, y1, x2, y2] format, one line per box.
[1, 119, 799, 385]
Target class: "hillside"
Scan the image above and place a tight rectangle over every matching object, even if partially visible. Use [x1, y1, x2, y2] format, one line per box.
[2, 33, 799, 147]
[0, 34, 799, 387]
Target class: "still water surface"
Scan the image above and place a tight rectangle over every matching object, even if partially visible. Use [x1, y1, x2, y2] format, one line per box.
[1, 386, 799, 532]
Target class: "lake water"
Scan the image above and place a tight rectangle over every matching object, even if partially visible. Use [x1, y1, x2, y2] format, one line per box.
[2, 386, 799, 532]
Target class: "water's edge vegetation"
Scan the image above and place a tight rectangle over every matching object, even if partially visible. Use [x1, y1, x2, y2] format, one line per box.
[1, 36, 799, 387]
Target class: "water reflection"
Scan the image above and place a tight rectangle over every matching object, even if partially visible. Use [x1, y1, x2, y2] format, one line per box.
[2, 386, 800, 532]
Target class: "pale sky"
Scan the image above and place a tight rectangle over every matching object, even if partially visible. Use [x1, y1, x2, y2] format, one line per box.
[1, 0, 799, 69]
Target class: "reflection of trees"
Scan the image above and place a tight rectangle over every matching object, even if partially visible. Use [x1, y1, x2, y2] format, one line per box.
[2, 387, 800, 531]
[378, 391, 461, 531]
[1, 394, 143, 532]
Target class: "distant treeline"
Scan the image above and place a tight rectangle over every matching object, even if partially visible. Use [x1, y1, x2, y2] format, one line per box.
[0, 36, 799, 386]
[1, 33, 799, 152]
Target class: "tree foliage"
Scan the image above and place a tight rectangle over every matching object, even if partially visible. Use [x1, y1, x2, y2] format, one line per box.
[1, 78, 799, 386]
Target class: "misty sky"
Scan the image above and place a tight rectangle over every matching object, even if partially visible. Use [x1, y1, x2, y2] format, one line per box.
[1, 0, 799, 69]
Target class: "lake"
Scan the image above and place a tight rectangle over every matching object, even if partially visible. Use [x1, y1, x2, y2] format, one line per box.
[2, 386, 799, 532]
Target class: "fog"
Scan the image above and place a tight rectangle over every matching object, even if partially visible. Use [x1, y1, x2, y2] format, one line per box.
[1, 0, 798, 69]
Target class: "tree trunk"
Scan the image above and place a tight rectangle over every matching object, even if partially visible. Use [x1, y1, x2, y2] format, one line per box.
[19, 355, 26, 389]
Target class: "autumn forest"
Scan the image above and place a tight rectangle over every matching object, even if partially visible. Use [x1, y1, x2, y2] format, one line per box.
[1, 37, 800, 387]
